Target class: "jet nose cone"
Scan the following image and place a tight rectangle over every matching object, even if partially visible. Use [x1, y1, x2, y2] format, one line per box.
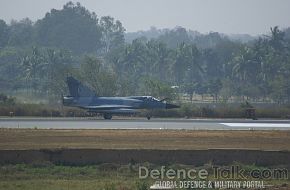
[165, 103, 180, 109]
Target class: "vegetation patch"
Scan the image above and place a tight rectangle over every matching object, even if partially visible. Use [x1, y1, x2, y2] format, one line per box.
[0, 163, 288, 190]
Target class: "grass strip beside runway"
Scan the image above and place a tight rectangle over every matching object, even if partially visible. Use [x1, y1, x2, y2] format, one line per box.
[0, 129, 289, 151]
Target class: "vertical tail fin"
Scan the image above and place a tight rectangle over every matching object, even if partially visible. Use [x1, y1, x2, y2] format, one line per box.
[66, 77, 96, 97]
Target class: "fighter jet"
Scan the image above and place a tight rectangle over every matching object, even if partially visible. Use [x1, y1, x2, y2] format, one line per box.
[62, 77, 179, 120]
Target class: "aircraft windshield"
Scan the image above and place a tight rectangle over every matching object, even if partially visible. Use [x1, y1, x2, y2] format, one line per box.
[147, 96, 159, 101]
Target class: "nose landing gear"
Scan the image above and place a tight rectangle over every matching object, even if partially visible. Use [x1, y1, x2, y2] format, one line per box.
[146, 113, 151, 120]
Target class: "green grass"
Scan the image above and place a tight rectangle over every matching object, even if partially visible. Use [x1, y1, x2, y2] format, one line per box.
[0, 163, 289, 190]
[0, 163, 148, 190]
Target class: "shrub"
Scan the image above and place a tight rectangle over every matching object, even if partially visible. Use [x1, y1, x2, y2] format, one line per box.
[136, 181, 149, 190]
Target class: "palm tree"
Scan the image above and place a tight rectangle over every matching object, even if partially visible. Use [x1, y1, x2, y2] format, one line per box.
[22, 47, 44, 94]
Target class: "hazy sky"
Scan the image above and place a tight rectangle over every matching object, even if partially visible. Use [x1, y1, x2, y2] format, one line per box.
[0, 0, 290, 35]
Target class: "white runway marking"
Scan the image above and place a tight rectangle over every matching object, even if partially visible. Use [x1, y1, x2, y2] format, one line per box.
[221, 123, 290, 128]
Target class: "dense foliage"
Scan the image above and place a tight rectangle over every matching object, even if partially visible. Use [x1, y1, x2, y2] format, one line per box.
[0, 2, 290, 104]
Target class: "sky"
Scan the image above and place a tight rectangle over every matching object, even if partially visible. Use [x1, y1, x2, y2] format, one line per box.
[0, 0, 290, 35]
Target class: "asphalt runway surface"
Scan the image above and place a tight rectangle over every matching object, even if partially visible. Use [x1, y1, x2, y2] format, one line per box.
[1, 117, 290, 130]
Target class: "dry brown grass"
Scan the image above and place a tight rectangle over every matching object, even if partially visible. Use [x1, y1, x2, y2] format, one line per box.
[0, 128, 289, 150]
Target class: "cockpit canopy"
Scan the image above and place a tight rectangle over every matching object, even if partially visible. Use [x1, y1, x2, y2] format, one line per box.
[131, 96, 160, 101]
[147, 96, 159, 101]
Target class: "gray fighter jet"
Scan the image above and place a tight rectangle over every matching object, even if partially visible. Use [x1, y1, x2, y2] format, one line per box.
[63, 77, 179, 120]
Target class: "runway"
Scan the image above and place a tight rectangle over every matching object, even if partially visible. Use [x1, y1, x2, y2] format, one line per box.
[1, 117, 290, 130]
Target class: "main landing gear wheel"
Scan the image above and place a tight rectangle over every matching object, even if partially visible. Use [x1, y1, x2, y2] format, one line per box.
[146, 116, 151, 120]
[103, 113, 112, 120]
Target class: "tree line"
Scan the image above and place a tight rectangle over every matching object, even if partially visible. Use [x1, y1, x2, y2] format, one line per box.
[0, 2, 290, 104]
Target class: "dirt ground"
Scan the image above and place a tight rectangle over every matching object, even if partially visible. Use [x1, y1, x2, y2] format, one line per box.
[0, 129, 289, 150]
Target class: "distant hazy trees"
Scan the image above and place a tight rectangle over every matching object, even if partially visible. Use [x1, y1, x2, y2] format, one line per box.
[0, 19, 9, 47]
[100, 16, 125, 54]
[0, 2, 290, 104]
[227, 27, 290, 103]
[80, 55, 117, 96]
[35, 2, 102, 54]
[21, 47, 73, 96]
